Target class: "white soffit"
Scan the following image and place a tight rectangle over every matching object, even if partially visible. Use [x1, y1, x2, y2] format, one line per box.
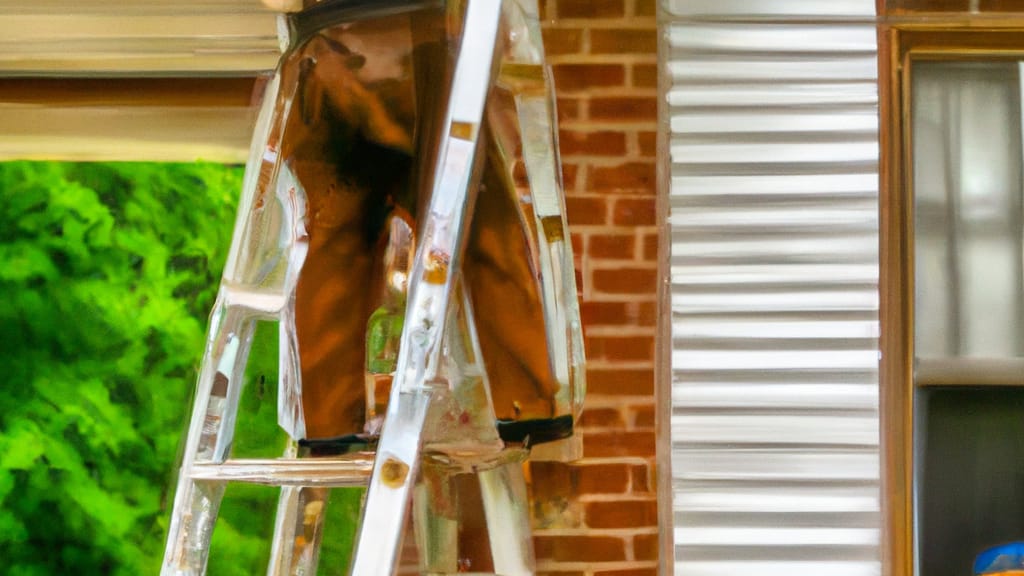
[0, 1, 276, 160]
[662, 2, 882, 576]
[0, 0, 280, 75]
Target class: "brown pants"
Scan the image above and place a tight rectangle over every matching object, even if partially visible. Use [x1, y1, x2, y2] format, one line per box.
[279, 27, 557, 439]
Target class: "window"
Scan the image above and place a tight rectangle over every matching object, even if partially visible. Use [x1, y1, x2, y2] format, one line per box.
[881, 22, 1024, 576]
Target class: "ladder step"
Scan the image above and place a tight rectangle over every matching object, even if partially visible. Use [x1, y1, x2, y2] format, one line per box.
[189, 455, 375, 487]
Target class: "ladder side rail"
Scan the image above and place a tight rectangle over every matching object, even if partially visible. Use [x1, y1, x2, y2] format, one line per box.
[347, 1, 505, 573]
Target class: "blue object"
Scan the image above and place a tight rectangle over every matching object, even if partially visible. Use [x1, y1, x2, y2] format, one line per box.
[975, 542, 1024, 575]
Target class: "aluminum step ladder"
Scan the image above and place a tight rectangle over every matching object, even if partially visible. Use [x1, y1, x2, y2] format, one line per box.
[160, 0, 584, 574]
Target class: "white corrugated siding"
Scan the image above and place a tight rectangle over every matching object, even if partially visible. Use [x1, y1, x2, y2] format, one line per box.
[661, 3, 881, 575]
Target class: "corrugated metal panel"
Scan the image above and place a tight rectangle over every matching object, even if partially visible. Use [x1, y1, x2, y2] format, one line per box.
[662, 4, 881, 576]
[663, 0, 875, 18]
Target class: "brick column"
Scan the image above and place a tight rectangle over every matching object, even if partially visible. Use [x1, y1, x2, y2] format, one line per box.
[529, 0, 660, 574]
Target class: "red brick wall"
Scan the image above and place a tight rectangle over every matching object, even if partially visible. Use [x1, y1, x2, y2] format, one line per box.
[529, 0, 660, 574]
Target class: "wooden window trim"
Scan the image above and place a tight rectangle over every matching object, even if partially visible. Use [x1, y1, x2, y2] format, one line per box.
[879, 21, 1024, 576]
[881, 0, 1024, 15]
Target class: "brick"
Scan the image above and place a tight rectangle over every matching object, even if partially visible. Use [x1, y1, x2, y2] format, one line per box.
[557, 0, 625, 18]
[553, 63, 625, 92]
[581, 300, 657, 327]
[633, 63, 658, 88]
[531, 461, 573, 494]
[591, 162, 656, 192]
[571, 232, 584, 257]
[538, 572, 585, 576]
[532, 461, 631, 495]
[559, 130, 627, 157]
[557, 97, 581, 121]
[592, 266, 656, 294]
[632, 463, 652, 493]
[584, 431, 655, 457]
[528, 462, 583, 529]
[577, 462, 630, 493]
[579, 407, 625, 428]
[633, 533, 659, 561]
[587, 368, 654, 396]
[632, 404, 655, 428]
[538, 0, 552, 19]
[613, 198, 656, 226]
[586, 335, 653, 362]
[591, 29, 658, 54]
[589, 233, 635, 259]
[595, 570, 658, 576]
[636, 301, 658, 326]
[634, 0, 656, 16]
[565, 196, 607, 226]
[585, 499, 658, 528]
[581, 301, 628, 326]
[642, 232, 658, 260]
[638, 130, 657, 157]
[542, 27, 583, 55]
[562, 163, 579, 189]
[535, 535, 627, 562]
[591, 97, 658, 122]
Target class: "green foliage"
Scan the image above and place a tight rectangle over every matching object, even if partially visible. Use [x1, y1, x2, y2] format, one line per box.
[0, 162, 230, 573]
[0, 161, 364, 575]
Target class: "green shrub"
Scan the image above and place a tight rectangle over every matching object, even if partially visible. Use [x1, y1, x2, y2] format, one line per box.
[0, 162, 364, 575]
[0, 161, 371, 575]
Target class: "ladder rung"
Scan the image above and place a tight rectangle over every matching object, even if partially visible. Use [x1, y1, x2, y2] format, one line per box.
[189, 455, 375, 487]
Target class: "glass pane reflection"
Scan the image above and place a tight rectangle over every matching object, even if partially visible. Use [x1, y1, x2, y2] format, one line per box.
[913, 61, 1024, 360]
